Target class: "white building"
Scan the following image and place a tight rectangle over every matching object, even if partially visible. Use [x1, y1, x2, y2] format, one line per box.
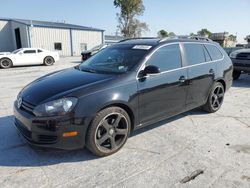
[0, 18, 104, 56]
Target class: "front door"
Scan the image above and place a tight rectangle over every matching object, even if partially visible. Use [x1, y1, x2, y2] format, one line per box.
[18, 49, 39, 65]
[137, 44, 188, 125]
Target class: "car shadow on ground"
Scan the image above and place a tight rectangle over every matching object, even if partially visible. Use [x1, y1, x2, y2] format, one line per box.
[0, 109, 206, 167]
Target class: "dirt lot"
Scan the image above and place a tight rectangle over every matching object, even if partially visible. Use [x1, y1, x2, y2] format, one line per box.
[0, 57, 250, 188]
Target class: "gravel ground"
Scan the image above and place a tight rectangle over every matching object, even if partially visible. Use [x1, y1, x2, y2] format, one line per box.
[0, 57, 250, 188]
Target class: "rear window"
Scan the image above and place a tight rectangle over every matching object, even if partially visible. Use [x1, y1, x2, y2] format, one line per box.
[205, 44, 223, 60]
[183, 43, 206, 66]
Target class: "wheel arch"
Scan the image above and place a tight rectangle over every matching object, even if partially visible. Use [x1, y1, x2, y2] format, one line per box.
[99, 102, 135, 131]
[215, 78, 226, 91]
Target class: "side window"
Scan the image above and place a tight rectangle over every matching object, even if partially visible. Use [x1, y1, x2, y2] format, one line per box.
[23, 50, 36, 54]
[146, 44, 182, 72]
[203, 46, 212, 62]
[183, 43, 206, 66]
[38, 49, 43, 53]
[54, 43, 62, 50]
[205, 44, 223, 61]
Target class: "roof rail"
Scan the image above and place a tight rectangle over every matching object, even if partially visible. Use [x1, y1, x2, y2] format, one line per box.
[159, 35, 212, 43]
[118, 37, 158, 43]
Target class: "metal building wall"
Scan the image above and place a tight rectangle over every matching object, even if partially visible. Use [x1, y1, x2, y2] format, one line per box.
[71, 30, 103, 56]
[11, 21, 29, 49]
[30, 27, 71, 56]
[0, 20, 14, 51]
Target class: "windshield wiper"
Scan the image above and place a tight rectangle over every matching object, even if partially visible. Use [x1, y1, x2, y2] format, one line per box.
[80, 68, 97, 73]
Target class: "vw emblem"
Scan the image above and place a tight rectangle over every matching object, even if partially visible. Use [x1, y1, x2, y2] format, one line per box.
[17, 97, 22, 108]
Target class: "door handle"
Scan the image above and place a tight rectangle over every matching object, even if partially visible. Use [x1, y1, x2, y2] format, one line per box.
[209, 69, 215, 75]
[179, 76, 186, 83]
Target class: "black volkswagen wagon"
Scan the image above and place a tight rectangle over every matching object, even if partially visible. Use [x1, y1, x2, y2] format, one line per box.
[14, 37, 233, 156]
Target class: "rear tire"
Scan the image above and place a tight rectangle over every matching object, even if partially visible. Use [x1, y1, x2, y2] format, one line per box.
[86, 107, 131, 157]
[44, 56, 55, 66]
[0, 58, 13, 69]
[202, 82, 225, 113]
[233, 70, 241, 80]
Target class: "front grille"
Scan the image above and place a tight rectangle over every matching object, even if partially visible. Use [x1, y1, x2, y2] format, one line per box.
[38, 135, 58, 143]
[234, 63, 250, 67]
[15, 119, 32, 140]
[21, 100, 35, 115]
[236, 53, 250, 60]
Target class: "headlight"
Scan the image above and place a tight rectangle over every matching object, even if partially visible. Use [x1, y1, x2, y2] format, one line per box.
[229, 52, 237, 58]
[33, 97, 78, 117]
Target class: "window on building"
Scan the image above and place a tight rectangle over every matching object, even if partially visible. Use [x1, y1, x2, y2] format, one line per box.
[54, 43, 62, 50]
[23, 50, 36, 54]
[205, 44, 223, 60]
[183, 43, 206, 66]
[146, 44, 182, 72]
[80, 43, 87, 51]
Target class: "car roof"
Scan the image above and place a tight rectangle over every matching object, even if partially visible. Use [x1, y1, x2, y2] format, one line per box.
[232, 48, 250, 53]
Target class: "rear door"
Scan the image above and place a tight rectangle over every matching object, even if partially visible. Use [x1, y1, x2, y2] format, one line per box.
[183, 43, 217, 109]
[137, 43, 188, 125]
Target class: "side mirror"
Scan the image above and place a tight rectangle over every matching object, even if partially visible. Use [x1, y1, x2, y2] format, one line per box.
[18, 52, 23, 55]
[139, 65, 160, 78]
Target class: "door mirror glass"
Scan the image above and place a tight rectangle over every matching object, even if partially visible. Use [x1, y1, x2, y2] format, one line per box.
[139, 65, 160, 77]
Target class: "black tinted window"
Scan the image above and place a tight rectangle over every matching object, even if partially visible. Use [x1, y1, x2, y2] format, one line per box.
[23, 50, 36, 54]
[38, 49, 43, 53]
[146, 44, 181, 71]
[183, 43, 205, 65]
[205, 44, 223, 60]
[54, 43, 62, 50]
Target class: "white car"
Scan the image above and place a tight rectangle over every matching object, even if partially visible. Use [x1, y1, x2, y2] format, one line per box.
[0, 48, 60, 69]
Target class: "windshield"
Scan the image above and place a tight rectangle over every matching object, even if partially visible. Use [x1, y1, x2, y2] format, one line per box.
[12, 49, 22, 54]
[79, 45, 149, 74]
[91, 45, 103, 51]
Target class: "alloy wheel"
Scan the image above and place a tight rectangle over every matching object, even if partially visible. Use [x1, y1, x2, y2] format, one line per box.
[210, 85, 224, 111]
[94, 113, 129, 153]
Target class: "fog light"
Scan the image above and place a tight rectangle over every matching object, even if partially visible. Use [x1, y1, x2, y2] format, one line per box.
[63, 131, 78, 137]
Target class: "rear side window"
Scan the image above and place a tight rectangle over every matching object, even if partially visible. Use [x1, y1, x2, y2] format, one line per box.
[183, 43, 205, 66]
[146, 44, 182, 72]
[38, 49, 43, 53]
[23, 50, 36, 54]
[205, 44, 223, 60]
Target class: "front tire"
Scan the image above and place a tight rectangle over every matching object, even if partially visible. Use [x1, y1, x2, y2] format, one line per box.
[0, 58, 13, 69]
[86, 107, 131, 157]
[44, 56, 55, 66]
[202, 82, 225, 113]
[233, 70, 241, 80]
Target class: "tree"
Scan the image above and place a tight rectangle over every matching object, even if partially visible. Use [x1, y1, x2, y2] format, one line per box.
[197, 28, 212, 37]
[114, 0, 149, 38]
[157, 30, 168, 38]
[157, 30, 175, 38]
[168, 32, 176, 37]
[228, 34, 236, 41]
[245, 35, 250, 43]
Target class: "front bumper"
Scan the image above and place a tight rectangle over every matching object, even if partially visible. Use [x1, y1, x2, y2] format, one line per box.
[232, 58, 250, 73]
[13, 101, 88, 150]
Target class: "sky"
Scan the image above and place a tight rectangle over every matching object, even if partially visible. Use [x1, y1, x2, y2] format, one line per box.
[0, 0, 249, 43]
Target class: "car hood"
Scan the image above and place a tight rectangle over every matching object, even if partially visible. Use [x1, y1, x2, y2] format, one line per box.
[81, 50, 92, 55]
[20, 67, 115, 105]
[0, 52, 11, 55]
